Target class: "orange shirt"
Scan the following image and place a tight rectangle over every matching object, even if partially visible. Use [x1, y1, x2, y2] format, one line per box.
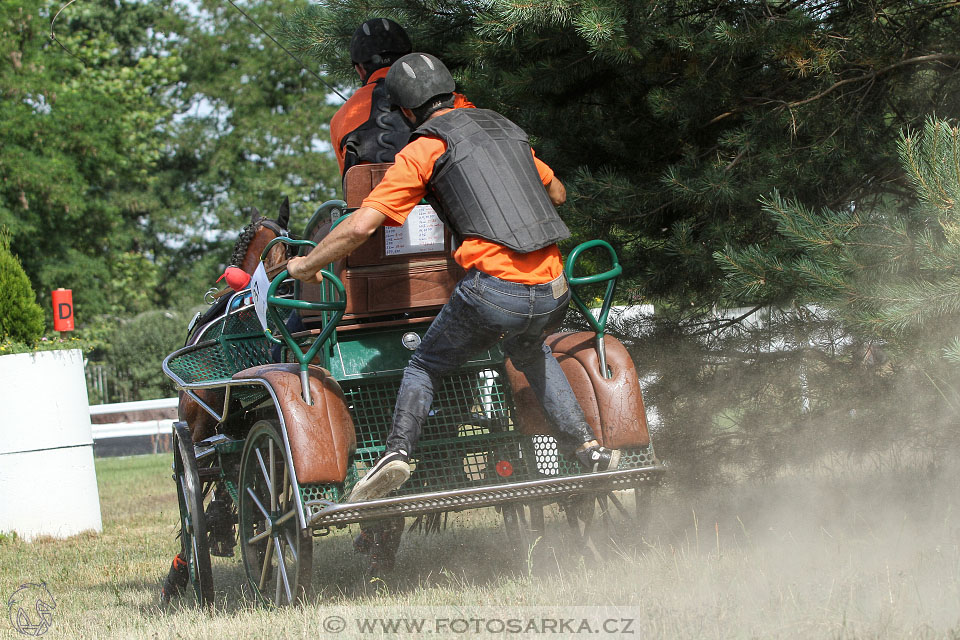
[329, 68, 474, 172]
[361, 131, 564, 284]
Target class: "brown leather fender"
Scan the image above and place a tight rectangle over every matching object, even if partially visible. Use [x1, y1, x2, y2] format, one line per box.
[504, 331, 650, 449]
[233, 364, 356, 484]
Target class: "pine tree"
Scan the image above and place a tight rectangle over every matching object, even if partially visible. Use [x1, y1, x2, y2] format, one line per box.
[717, 117, 960, 360]
[281, 0, 960, 313]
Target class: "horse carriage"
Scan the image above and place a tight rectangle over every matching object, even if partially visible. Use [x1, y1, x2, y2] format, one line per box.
[161, 164, 666, 606]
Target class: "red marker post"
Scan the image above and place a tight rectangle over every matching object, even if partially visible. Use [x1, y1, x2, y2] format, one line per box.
[52, 288, 75, 333]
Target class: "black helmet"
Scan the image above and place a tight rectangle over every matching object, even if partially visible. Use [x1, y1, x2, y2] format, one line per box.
[385, 52, 456, 109]
[349, 18, 412, 66]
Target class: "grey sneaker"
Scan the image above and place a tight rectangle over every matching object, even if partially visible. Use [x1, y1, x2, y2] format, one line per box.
[576, 445, 620, 472]
[347, 450, 411, 503]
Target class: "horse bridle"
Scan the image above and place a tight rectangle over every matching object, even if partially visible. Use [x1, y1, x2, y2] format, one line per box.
[258, 218, 295, 259]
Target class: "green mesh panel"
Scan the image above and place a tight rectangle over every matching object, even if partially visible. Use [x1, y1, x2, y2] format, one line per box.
[297, 367, 661, 505]
[167, 341, 236, 384]
[166, 305, 296, 385]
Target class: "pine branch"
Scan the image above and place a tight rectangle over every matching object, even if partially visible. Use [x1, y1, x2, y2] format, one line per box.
[787, 54, 960, 108]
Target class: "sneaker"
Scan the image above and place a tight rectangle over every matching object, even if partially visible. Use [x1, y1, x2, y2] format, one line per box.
[576, 445, 620, 472]
[347, 450, 411, 503]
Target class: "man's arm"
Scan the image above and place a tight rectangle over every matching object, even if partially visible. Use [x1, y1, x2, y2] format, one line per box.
[286, 207, 387, 284]
[546, 178, 566, 206]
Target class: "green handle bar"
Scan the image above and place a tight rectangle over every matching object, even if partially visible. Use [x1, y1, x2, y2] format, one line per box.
[565, 239, 622, 336]
[258, 237, 347, 405]
[564, 240, 622, 379]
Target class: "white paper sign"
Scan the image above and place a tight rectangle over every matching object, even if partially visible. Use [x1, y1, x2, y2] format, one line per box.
[384, 204, 445, 256]
[250, 262, 270, 331]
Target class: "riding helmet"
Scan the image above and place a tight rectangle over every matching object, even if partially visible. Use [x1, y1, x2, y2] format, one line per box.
[385, 52, 456, 109]
[349, 18, 412, 66]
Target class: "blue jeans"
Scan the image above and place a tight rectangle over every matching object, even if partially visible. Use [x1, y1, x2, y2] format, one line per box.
[384, 269, 593, 454]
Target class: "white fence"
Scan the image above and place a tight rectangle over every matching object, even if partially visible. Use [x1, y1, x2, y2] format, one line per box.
[89, 397, 179, 441]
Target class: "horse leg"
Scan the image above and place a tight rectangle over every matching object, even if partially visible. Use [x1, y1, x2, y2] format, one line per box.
[178, 391, 221, 443]
[159, 553, 189, 608]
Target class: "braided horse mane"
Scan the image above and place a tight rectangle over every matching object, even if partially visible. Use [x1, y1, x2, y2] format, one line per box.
[229, 196, 294, 274]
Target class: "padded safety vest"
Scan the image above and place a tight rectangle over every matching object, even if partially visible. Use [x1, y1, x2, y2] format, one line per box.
[340, 79, 411, 176]
[413, 109, 570, 253]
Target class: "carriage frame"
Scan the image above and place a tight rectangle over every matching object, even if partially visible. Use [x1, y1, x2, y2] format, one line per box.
[162, 199, 666, 606]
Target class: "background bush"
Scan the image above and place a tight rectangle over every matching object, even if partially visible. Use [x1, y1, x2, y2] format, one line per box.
[0, 230, 44, 344]
[101, 309, 190, 401]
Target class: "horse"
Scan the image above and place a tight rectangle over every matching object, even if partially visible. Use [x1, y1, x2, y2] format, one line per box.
[177, 197, 292, 444]
[161, 196, 293, 607]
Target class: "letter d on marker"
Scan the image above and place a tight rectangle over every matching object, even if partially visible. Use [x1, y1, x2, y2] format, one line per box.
[52, 288, 75, 331]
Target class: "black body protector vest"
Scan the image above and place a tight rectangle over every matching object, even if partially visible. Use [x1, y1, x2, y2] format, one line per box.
[412, 109, 570, 253]
[340, 79, 411, 175]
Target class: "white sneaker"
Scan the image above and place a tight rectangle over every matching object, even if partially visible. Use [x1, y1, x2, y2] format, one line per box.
[347, 450, 411, 503]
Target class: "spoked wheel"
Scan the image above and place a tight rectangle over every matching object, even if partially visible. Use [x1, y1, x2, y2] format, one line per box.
[238, 420, 313, 606]
[634, 486, 654, 539]
[173, 423, 214, 606]
[561, 491, 636, 559]
[500, 502, 543, 568]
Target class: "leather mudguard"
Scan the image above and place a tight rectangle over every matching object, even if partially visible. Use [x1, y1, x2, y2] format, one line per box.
[233, 364, 357, 484]
[504, 331, 650, 449]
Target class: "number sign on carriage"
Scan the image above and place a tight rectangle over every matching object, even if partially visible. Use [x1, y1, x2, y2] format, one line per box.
[384, 204, 445, 256]
[250, 262, 271, 331]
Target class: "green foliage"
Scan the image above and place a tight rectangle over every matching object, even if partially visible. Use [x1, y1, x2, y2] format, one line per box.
[283, 0, 960, 314]
[0, 0, 183, 319]
[719, 117, 960, 355]
[0, 334, 97, 356]
[0, 229, 43, 343]
[0, 0, 341, 318]
[102, 310, 187, 400]
[156, 0, 342, 304]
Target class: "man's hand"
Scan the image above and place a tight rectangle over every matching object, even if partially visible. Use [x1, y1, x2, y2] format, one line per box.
[283, 207, 387, 285]
[286, 256, 324, 285]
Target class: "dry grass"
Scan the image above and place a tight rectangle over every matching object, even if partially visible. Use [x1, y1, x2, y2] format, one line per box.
[2, 452, 960, 639]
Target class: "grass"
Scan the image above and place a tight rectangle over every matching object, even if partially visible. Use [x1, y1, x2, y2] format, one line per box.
[2, 452, 960, 639]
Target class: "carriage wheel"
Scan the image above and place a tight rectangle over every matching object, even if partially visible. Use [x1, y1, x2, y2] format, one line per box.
[238, 420, 313, 606]
[501, 503, 541, 569]
[173, 423, 215, 606]
[561, 491, 636, 559]
[634, 486, 654, 539]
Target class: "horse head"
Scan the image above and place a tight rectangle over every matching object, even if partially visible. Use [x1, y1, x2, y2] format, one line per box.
[232, 196, 292, 275]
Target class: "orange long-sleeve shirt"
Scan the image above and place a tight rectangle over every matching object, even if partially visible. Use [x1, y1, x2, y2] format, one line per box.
[361, 131, 564, 284]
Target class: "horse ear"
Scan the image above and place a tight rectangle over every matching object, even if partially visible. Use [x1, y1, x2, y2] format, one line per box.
[278, 196, 290, 230]
[250, 207, 263, 224]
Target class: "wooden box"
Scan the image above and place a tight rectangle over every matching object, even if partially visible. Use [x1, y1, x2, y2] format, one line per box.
[301, 163, 463, 322]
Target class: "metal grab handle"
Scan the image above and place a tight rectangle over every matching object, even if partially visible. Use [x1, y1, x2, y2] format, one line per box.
[260, 237, 347, 404]
[564, 240, 622, 379]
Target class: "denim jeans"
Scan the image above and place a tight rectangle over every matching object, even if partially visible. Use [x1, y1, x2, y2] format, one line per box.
[384, 269, 594, 454]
